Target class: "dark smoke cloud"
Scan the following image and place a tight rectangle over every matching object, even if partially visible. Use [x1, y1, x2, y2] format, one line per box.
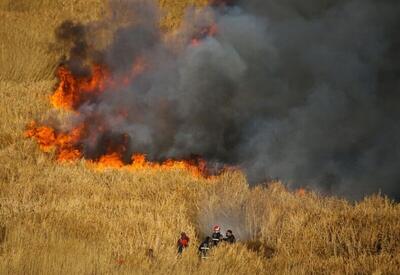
[57, 0, 400, 199]
[55, 20, 91, 76]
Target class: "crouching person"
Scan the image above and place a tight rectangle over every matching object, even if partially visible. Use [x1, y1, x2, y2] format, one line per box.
[198, 236, 212, 259]
[224, 229, 236, 244]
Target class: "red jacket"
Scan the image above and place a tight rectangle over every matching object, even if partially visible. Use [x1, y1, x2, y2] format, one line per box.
[178, 235, 190, 248]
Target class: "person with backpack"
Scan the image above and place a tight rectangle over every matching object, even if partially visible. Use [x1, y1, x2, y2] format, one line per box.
[211, 225, 223, 246]
[198, 236, 212, 259]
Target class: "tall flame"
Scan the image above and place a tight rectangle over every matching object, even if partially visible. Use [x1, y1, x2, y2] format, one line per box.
[51, 65, 108, 110]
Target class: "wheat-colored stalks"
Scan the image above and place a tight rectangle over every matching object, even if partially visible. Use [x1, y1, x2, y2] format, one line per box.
[1, 1, 399, 274]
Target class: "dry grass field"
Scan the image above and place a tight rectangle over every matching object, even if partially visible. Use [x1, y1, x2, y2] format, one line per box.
[1, 0, 400, 274]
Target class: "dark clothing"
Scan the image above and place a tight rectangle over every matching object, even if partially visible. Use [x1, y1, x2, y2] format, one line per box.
[199, 237, 212, 258]
[199, 237, 211, 251]
[224, 234, 236, 244]
[211, 232, 223, 246]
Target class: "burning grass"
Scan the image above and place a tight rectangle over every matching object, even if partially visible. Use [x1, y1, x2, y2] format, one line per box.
[25, 118, 213, 177]
[23, 5, 224, 178]
[1, 0, 400, 274]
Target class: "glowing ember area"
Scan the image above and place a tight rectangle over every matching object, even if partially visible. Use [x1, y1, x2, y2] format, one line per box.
[89, 153, 208, 177]
[26, 118, 210, 177]
[26, 116, 213, 177]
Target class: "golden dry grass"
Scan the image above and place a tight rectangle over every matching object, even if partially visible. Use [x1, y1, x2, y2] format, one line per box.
[1, 0, 400, 274]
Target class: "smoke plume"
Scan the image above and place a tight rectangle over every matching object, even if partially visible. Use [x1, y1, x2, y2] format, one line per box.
[55, 0, 400, 199]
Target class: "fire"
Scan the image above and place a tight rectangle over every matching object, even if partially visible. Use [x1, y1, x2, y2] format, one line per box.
[27, 114, 214, 177]
[25, 9, 225, 179]
[122, 57, 147, 86]
[129, 154, 208, 178]
[26, 60, 216, 177]
[25, 123, 56, 152]
[87, 153, 208, 178]
[51, 65, 108, 110]
[296, 188, 307, 197]
[191, 23, 218, 47]
[97, 152, 125, 168]
[25, 121, 83, 162]
[51, 58, 147, 111]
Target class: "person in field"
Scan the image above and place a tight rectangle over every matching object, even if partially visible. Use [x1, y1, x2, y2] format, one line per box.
[223, 229, 236, 244]
[211, 225, 223, 246]
[198, 236, 212, 259]
[177, 232, 190, 255]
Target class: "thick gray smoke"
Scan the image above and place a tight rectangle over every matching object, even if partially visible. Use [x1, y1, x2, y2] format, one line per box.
[57, 0, 400, 199]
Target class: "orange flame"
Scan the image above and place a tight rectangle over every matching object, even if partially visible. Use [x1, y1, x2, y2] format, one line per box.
[51, 65, 109, 110]
[296, 188, 307, 197]
[25, 122, 56, 152]
[129, 154, 208, 178]
[26, 117, 213, 177]
[97, 152, 125, 168]
[191, 23, 218, 47]
[88, 153, 209, 178]
[25, 121, 83, 162]
[25, 19, 224, 179]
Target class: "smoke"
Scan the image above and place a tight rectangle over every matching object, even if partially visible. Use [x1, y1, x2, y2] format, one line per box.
[56, 20, 92, 77]
[197, 181, 251, 240]
[198, 197, 250, 241]
[56, 0, 400, 199]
